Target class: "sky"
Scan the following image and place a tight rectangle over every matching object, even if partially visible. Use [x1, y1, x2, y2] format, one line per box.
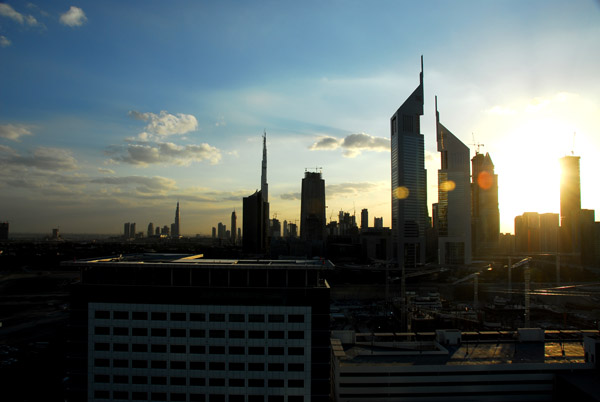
[1, 1, 599, 236]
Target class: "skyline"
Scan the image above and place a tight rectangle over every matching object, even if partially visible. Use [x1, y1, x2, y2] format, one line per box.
[1, 1, 599, 235]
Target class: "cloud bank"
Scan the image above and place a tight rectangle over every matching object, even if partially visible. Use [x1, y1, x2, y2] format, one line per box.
[59, 6, 87, 27]
[107, 141, 221, 166]
[0, 35, 10, 47]
[0, 124, 32, 141]
[129, 110, 198, 138]
[0, 145, 77, 171]
[310, 133, 389, 157]
[0, 3, 39, 26]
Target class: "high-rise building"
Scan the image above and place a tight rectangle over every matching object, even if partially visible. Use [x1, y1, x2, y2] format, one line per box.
[471, 152, 500, 257]
[212, 227, 216, 239]
[217, 222, 226, 239]
[300, 171, 326, 241]
[231, 210, 237, 244]
[374, 217, 383, 229]
[361, 209, 368, 230]
[390, 57, 427, 268]
[66, 255, 333, 402]
[271, 218, 281, 238]
[147, 222, 154, 238]
[560, 156, 581, 255]
[130, 223, 136, 239]
[539, 213, 559, 252]
[243, 190, 267, 254]
[156, 226, 161, 236]
[261, 132, 270, 248]
[283, 220, 289, 238]
[435, 97, 471, 265]
[124, 222, 130, 239]
[172, 202, 181, 237]
[0, 221, 8, 240]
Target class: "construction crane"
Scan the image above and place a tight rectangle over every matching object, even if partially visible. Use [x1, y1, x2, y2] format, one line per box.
[452, 265, 493, 310]
[505, 257, 532, 327]
[469, 133, 485, 155]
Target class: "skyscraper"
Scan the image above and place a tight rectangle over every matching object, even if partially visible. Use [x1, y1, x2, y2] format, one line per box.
[147, 222, 154, 238]
[172, 201, 181, 237]
[0, 221, 8, 240]
[231, 210, 237, 244]
[361, 209, 368, 230]
[559, 155, 581, 254]
[261, 131, 269, 247]
[124, 222, 130, 239]
[390, 57, 427, 268]
[471, 152, 500, 257]
[436, 97, 472, 265]
[300, 171, 326, 241]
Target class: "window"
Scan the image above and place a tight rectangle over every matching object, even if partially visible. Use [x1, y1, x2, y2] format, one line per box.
[94, 310, 110, 319]
[249, 379, 264, 387]
[113, 327, 128, 336]
[94, 358, 109, 367]
[171, 393, 186, 402]
[113, 311, 128, 320]
[229, 379, 244, 387]
[94, 326, 109, 335]
[229, 362, 244, 371]
[151, 328, 167, 337]
[132, 311, 147, 320]
[170, 344, 186, 353]
[190, 394, 206, 402]
[268, 331, 284, 339]
[249, 330, 264, 339]
[190, 313, 205, 321]
[190, 377, 206, 386]
[229, 330, 244, 338]
[132, 360, 147, 368]
[113, 343, 128, 352]
[190, 329, 205, 338]
[268, 363, 284, 371]
[94, 390, 109, 399]
[248, 347, 264, 355]
[94, 374, 109, 383]
[151, 312, 167, 320]
[268, 347, 284, 356]
[268, 314, 284, 323]
[132, 376, 147, 384]
[94, 342, 109, 351]
[209, 329, 225, 338]
[170, 312, 186, 321]
[171, 377, 186, 386]
[209, 378, 225, 386]
[209, 313, 225, 322]
[132, 392, 147, 401]
[190, 361, 205, 370]
[249, 314, 264, 323]
[170, 328, 186, 337]
[190, 345, 205, 354]
[288, 363, 304, 371]
[151, 392, 167, 401]
[209, 362, 225, 371]
[151, 360, 167, 369]
[288, 347, 304, 356]
[289, 379, 304, 388]
[288, 314, 304, 323]
[170, 360, 186, 370]
[229, 346, 244, 355]
[113, 391, 128, 400]
[113, 359, 128, 368]
[132, 327, 147, 336]
[248, 363, 264, 371]
[209, 346, 225, 354]
[288, 331, 304, 339]
[113, 375, 128, 384]
[151, 344, 167, 353]
[132, 344, 147, 352]
[229, 313, 245, 322]
[268, 379, 284, 388]
[403, 114, 413, 132]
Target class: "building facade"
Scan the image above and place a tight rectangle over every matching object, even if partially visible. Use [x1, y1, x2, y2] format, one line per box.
[471, 152, 499, 257]
[390, 57, 427, 268]
[559, 155, 581, 255]
[300, 171, 326, 242]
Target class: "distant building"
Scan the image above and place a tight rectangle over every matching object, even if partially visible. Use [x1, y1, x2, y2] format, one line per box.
[0, 221, 8, 240]
[124, 222, 130, 239]
[231, 210, 237, 244]
[217, 222, 226, 240]
[300, 171, 326, 241]
[288, 223, 298, 238]
[539, 213, 559, 252]
[283, 220, 288, 237]
[130, 223, 136, 239]
[52, 228, 60, 239]
[161, 225, 169, 236]
[515, 212, 541, 253]
[436, 97, 471, 265]
[581, 209, 596, 266]
[271, 218, 281, 238]
[560, 155, 581, 255]
[373, 217, 383, 229]
[172, 202, 181, 237]
[360, 209, 368, 230]
[211, 227, 216, 239]
[147, 222, 154, 238]
[471, 152, 500, 257]
[155, 226, 161, 236]
[390, 57, 427, 268]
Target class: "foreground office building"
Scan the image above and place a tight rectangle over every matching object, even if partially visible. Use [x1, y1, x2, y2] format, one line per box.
[300, 171, 326, 242]
[471, 152, 499, 257]
[66, 255, 332, 402]
[390, 57, 427, 268]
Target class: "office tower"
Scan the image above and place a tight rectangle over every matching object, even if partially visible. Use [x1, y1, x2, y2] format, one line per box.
[130, 223, 136, 239]
[156, 226, 161, 236]
[66, 255, 333, 402]
[261, 132, 270, 247]
[147, 222, 154, 238]
[515, 212, 541, 253]
[471, 152, 500, 257]
[560, 156, 581, 254]
[231, 210, 237, 244]
[283, 220, 288, 238]
[361, 209, 368, 230]
[243, 190, 267, 254]
[390, 57, 427, 268]
[539, 213, 559, 252]
[212, 227, 216, 239]
[162, 225, 169, 236]
[217, 222, 225, 239]
[435, 97, 471, 265]
[300, 171, 326, 241]
[0, 221, 8, 240]
[581, 209, 596, 265]
[271, 218, 281, 238]
[172, 202, 181, 237]
[123, 222, 130, 239]
[374, 217, 383, 229]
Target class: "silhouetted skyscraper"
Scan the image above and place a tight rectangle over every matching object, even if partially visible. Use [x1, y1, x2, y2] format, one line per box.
[147, 222, 154, 238]
[361, 208, 368, 230]
[300, 171, 326, 241]
[390, 57, 427, 268]
[124, 222, 130, 239]
[130, 222, 136, 239]
[471, 151, 499, 257]
[243, 190, 267, 254]
[231, 210, 237, 244]
[560, 155, 581, 254]
[0, 221, 8, 240]
[436, 97, 471, 265]
[172, 201, 180, 237]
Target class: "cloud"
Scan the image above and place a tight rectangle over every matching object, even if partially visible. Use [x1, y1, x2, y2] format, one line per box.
[310, 133, 389, 157]
[326, 182, 379, 197]
[107, 141, 221, 166]
[98, 168, 115, 174]
[0, 35, 11, 47]
[0, 3, 38, 25]
[91, 175, 176, 194]
[280, 192, 301, 200]
[59, 6, 87, 27]
[0, 145, 77, 171]
[129, 110, 198, 137]
[0, 124, 33, 141]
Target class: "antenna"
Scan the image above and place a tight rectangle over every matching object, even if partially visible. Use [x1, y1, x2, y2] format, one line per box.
[571, 132, 576, 156]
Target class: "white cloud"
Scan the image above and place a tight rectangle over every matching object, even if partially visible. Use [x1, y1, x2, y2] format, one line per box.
[107, 141, 221, 166]
[0, 3, 38, 25]
[0, 145, 77, 171]
[129, 110, 198, 138]
[59, 6, 87, 27]
[280, 192, 301, 200]
[309, 133, 389, 158]
[98, 168, 115, 174]
[0, 124, 33, 141]
[0, 35, 11, 47]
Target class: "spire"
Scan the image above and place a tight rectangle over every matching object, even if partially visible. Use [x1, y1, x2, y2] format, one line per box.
[420, 55, 424, 86]
[261, 130, 268, 203]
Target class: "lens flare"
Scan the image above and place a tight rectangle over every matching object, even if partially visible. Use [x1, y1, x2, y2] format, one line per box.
[393, 186, 410, 199]
[477, 171, 493, 190]
[439, 180, 456, 192]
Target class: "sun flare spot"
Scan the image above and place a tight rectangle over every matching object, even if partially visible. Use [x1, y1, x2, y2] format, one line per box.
[439, 180, 456, 192]
[477, 171, 493, 190]
[393, 186, 410, 199]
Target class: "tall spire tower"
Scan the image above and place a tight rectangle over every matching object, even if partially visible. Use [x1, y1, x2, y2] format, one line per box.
[173, 201, 181, 237]
[261, 130, 268, 203]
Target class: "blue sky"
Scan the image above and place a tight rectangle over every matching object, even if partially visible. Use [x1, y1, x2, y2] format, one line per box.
[1, 1, 599, 235]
